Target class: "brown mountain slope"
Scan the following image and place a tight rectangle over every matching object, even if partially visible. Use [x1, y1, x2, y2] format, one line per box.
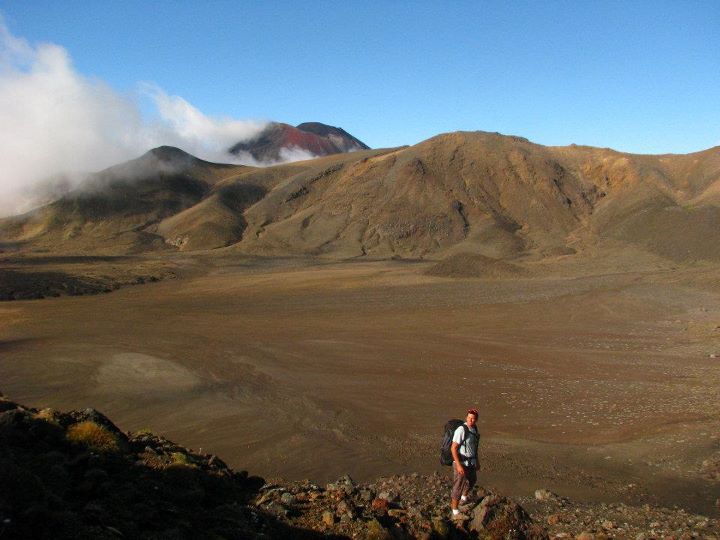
[0, 147, 251, 254]
[2, 133, 719, 263]
[231, 132, 720, 262]
[558, 145, 720, 262]
[154, 148, 389, 251]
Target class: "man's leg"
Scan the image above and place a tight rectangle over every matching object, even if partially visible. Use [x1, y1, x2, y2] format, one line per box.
[460, 467, 477, 504]
[451, 467, 469, 515]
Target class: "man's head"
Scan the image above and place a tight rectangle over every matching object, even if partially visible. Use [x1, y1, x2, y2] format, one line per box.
[466, 408, 478, 426]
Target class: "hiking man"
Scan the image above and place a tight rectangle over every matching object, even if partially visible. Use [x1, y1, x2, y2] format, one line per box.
[450, 408, 479, 517]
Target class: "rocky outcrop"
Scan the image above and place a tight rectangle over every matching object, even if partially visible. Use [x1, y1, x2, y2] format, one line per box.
[0, 393, 545, 539]
[0, 395, 277, 539]
[0, 258, 177, 301]
[255, 474, 547, 540]
[2, 393, 718, 539]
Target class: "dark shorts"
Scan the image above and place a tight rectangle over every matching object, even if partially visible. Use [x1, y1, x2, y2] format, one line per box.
[451, 464, 477, 500]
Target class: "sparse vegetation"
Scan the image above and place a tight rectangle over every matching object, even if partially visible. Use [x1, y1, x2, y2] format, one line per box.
[66, 420, 120, 452]
[2, 395, 719, 538]
[33, 407, 61, 426]
[169, 451, 197, 468]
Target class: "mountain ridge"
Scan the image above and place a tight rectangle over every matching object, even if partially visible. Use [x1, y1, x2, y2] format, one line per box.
[2, 130, 719, 266]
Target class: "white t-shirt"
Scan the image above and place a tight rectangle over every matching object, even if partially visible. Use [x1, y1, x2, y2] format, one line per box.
[452, 424, 479, 463]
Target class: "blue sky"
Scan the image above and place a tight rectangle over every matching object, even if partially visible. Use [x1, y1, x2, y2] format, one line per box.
[2, 1, 719, 154]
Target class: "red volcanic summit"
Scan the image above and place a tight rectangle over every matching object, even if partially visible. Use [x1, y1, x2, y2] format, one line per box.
[228, 121, 369, 162]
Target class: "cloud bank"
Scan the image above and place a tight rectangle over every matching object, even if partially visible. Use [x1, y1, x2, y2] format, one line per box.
[0, 19, 282, 217]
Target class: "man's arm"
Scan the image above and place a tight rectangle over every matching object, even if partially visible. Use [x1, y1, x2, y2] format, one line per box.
[451, 441, 464, 475]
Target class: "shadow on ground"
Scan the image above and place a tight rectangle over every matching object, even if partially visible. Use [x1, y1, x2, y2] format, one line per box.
[0, 395, 346, 539]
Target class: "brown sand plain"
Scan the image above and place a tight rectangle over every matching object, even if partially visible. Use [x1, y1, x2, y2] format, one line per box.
[1, 255, 719, 515]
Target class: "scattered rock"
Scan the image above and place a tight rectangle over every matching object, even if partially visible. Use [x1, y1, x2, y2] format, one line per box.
[470, 495, 548, 539]
[326, 473, 355, 495]
[365, 517, 391, 540]
[377, 490, 397, 502]
[336, 499, 355, 518]
[1, 394, 717, 539]
[321, 510, 335, 527]
[535, 488, 557, 501]
[432, 516, 450, 538]
[452, 511, 471, 524]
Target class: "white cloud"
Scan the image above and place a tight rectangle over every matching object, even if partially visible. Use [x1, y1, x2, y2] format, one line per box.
[0, 17, 313, 218]
[278, 146, 319, 163]
[0, 23, 148, 215]
[140, 84, 268, 161]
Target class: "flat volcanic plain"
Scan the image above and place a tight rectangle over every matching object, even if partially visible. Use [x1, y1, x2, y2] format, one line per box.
[1, 254, 719, 515]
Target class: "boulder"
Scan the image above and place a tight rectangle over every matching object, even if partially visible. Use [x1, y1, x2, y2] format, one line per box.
[470, 495, 548, 539]
[322, 510, 335, 527]
[326, 473, 356, 495]
[431, 516, 451, 539]
[534, 489, 557, 501]
[371, 497, 389, 514]
[364, 518, 391, 540]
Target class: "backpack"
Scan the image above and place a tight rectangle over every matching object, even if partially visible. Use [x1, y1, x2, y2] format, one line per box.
[440, 419, 468, 466]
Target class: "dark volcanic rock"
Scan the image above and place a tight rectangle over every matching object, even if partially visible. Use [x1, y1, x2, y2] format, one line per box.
[0, 396, 322, 539]
[469, 495, 548, 539]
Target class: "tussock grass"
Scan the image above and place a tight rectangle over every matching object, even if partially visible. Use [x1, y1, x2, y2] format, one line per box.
[169, 452, 197, 468]
[66, 421, 119, 452]
[34, 408, 61, 426]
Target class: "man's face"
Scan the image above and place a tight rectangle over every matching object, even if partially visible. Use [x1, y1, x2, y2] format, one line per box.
[466, 413, 477, 427]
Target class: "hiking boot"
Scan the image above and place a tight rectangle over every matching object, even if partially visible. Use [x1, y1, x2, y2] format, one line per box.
[458, 497, 472, 509]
